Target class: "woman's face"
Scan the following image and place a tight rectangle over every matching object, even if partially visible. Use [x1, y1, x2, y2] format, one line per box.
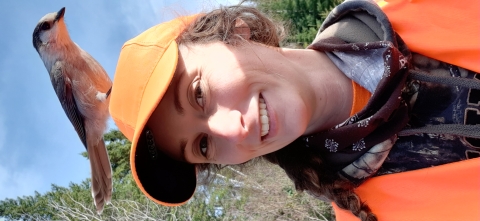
[148, 42, 317, 164]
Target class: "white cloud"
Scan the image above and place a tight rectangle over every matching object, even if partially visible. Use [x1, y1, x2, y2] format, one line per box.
[118, 0, 243, 35]
[201, 0, 240, 9]
[116, 0, 209, 35]
[119, 1, 167, 35]
[0, 164, 44, 199]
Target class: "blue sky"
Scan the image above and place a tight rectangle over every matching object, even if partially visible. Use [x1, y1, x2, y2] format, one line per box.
[0, 0, 238, 200]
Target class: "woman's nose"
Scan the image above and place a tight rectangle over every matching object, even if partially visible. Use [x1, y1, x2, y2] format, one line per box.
[208, 109, 247, 144]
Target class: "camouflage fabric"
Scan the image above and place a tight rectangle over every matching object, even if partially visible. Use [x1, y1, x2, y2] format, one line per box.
[377, 54, 480, 176]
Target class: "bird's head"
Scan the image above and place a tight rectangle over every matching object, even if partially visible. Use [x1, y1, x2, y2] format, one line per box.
[33, 7, 70, 53]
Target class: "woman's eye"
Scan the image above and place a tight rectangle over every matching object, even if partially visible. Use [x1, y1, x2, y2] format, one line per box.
[195, 82, 205, 108]
[199, 135, 208, 157]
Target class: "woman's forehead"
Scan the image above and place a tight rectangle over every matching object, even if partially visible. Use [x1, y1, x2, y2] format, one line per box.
[172, 47, 187, 82]
[178, 42, 247, 76]
[178, 42, 237, 59]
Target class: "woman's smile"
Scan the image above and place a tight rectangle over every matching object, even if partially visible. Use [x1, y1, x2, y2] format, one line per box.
[258, 93, 278, 143]
[259, 95, 269, 138]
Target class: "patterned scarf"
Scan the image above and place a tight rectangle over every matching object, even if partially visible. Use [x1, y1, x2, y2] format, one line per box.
[302, 0, 413, 180]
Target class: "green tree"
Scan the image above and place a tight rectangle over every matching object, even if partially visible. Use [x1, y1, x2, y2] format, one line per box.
[246, 0, 342, 47]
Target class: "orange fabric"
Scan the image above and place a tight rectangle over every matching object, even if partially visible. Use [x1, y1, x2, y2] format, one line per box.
[334, 158, 480, 221]
[350, 81, 371, 116]
[377, 0, 480, 73]
[333, 1, 480, 220]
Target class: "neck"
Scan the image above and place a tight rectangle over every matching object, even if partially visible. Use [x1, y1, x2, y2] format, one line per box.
[281, 48, 353, 135]
[43, 20, 77, 66]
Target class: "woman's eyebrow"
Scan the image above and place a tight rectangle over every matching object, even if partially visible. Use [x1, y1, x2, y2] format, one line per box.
[172, 68, 190, 162]
[172, 69, 186, 115]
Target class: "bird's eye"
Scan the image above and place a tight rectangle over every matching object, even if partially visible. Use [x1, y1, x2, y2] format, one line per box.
[41, 22, 51, 31]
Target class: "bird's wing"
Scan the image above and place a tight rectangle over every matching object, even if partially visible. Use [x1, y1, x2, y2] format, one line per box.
[50, 61, 88, 149]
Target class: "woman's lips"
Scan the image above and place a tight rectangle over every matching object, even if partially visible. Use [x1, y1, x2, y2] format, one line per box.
[259, 94, 277, 141]
[259, 96, 269, 137]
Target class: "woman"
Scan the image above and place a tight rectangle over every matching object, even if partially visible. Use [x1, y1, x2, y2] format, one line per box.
[109, 0, 480, 220]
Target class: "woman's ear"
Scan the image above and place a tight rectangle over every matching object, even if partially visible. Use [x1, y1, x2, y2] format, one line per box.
[234, 18, 251, 40]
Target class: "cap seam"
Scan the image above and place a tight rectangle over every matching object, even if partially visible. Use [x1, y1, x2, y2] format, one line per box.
[136, 41, 174, 129]
[123, 42, 170, 50]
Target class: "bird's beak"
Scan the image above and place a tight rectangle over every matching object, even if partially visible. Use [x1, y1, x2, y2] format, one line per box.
[54, 7, 66, 22]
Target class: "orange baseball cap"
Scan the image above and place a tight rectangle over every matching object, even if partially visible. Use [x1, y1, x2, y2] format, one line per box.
[109, 14, 200, 206]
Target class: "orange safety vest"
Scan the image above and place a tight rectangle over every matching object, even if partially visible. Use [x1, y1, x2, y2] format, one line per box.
[334, 0, 480, 220]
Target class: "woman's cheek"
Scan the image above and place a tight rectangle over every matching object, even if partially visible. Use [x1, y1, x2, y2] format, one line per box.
[215, 150, 252, 165]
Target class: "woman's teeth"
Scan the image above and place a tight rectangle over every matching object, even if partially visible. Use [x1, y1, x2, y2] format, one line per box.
[260, 98, 269, 137]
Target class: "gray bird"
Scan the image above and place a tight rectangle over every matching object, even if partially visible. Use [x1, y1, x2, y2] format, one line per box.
[33, 7, 112, 213]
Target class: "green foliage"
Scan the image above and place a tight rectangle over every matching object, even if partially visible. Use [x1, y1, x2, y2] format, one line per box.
[248, 0, 343, 47]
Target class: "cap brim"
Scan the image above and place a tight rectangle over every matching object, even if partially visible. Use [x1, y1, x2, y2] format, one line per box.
[134, 127, 196, 204]
[130, 41, 196, 206]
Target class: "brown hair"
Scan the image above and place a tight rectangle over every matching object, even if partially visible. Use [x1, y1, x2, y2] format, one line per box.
[177, 6, 283, 47]
[177, 6, 377, 221]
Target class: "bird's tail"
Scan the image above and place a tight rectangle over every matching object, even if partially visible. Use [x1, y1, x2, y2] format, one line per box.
[88, 137, 113, 214]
